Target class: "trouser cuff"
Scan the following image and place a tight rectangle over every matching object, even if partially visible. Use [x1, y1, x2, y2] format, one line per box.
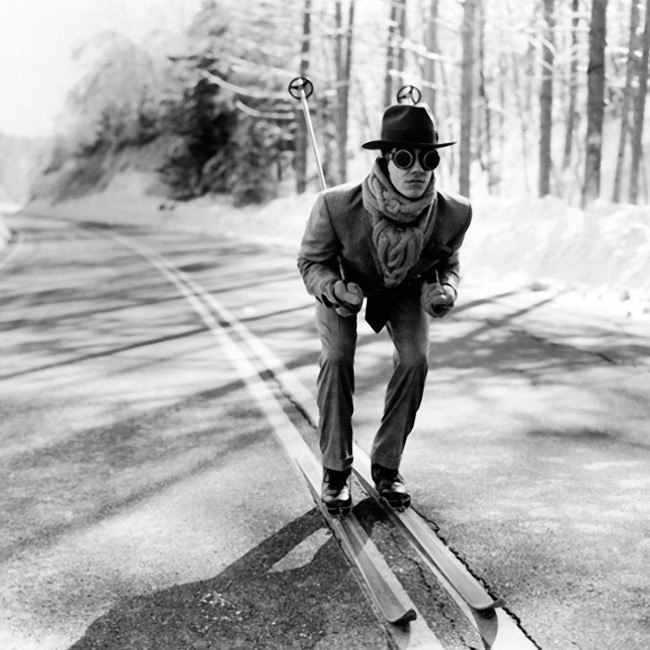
[371, 451, 402, 471]
[321, 453, 353, 472]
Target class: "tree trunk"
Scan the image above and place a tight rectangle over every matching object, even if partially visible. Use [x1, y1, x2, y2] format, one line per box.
[563, 0, 580, 170]
[629, 0, 650, 203]
[612, 0, 642, 202]
[439, 50, 456, 182]
[395, 0, 408, 90]
[582, 0, 608, 208]
[477, 0, 497, 192]
[539, 0, 555, 197]
[512, 52, 532, 194]
[459, 0, 477, 197]
[335, 1, 344, 185]
[320, 95, 337, 187]
[423, 0, 439, 112]
[336, 0, 355, 184]
[499, 53, 507, 184]
[335, 1, 343, 94]
[384, 0, 398, 107]
[294, 0, 311, 194]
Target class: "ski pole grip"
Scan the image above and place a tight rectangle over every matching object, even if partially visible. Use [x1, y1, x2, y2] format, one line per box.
[396, 85, 422, 105]
[288, 77, 314, 100]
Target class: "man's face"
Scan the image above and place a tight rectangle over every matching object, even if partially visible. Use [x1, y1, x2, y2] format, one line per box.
[386, 148, 434, 199]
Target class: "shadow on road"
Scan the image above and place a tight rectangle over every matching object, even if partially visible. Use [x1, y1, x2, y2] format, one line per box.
[69, 510, 387, 650]
[0, 326, 209, 381]
[0, 380, 265, 563]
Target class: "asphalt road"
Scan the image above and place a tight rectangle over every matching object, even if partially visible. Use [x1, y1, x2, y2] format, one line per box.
[0, 212, 648, 649]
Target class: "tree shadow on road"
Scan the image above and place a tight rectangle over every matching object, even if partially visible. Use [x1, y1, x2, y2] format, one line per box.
[69, 509, 388, 650]
[277, 290, 649, 405]
[355, 305, 649, 398]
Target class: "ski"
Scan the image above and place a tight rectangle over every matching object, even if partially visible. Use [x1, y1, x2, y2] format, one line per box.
[353, 468, 505, 612]
[296, 459, 417, 626]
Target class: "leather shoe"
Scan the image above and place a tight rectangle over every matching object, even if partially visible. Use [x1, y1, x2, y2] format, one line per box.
[321, 467, 352, 516]
[371, 463, 411, 509]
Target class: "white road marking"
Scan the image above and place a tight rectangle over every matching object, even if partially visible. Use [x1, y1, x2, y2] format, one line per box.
[131, 235, 538, 649]
[104, 231, 445, 650]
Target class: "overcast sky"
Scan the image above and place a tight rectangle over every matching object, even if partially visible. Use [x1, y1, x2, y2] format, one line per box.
[0, 0, 200, 137]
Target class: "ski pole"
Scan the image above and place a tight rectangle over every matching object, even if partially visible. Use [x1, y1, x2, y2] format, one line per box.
[288, 77, 327, 191]
[289, 77, 354, 292]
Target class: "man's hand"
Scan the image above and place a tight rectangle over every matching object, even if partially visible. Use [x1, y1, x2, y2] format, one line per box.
[333, 280, 364, 317]
[421, 281, 455, 318]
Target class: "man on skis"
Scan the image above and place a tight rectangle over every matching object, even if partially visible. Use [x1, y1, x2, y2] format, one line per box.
[297, 101, 472, 515]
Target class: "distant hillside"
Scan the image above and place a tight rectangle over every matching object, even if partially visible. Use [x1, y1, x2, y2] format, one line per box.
[31, 135, 175, 203]
[0, 133, 50, 204]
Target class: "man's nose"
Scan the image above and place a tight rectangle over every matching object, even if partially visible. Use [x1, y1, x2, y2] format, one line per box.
[410, 155, 424, 172]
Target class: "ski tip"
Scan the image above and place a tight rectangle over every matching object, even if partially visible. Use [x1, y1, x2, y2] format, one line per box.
[388, 608, 417, 626]
[472, 596, 506, 613]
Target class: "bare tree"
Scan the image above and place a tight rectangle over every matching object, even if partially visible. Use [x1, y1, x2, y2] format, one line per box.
[294, 0, 311, 194]
[460, 0, 478, 197]
[395, 0, 408, 89]
[477, 0, 497, 192]
[383, 0, 407, 107]
[384, 0, 399, 106]
[511, 51, 532, 194]
[582, 0, 608, 207]
[422, 0, 440, 112]
[335, 0, 344, 184]
[335, 0, 356, 184]
[629, 0, 650, 203]
[612, 0, 642, 202]
[498, 52, 508, 181]
[539, 0, 555, 196]
[563, 0, 581, 170]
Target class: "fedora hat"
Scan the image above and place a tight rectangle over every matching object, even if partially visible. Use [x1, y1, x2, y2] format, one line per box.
[362, 103, 455, 150]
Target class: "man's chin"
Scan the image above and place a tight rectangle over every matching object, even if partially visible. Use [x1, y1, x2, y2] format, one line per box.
[400, 185, 426, 199]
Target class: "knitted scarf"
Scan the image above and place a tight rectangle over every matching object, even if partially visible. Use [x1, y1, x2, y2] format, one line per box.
[361, 159, 436, 288]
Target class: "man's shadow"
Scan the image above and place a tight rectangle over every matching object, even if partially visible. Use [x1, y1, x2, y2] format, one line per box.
[70, 508, 389, 649]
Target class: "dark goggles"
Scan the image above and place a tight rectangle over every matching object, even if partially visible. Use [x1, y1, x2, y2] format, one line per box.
[387, 147, 440, 171]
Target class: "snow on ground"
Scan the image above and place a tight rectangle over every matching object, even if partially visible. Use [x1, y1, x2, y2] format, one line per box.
[23, 170, 650, 319]
[0, 202, 20, 247]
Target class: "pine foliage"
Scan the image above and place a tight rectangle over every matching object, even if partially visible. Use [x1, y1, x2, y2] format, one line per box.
[160, 0, 298, 202]
[158, 77, 237, 198]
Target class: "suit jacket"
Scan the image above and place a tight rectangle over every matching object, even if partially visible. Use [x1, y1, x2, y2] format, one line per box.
[297, 181, 472, 332]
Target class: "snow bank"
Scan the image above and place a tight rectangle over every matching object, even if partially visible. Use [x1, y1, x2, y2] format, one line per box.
[24, 171, 649, 311]
[0, 202, 21, 250]
[463, 194, 650, 301]
[28, 172, 316, 251]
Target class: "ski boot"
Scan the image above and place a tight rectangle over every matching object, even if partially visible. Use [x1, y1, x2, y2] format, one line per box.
[372, 464, 411, 511]
[321, 467, 352, 517]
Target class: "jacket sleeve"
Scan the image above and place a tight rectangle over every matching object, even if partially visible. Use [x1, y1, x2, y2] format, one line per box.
[297, 193, 342, 305]
[437, 205, 473, 294]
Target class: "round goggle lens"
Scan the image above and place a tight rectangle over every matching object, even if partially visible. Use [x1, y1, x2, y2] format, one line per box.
[421, 150, 439, 171]
[392, 149, 414, 170]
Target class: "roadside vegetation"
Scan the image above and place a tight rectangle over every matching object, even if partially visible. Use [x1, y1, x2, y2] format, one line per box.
[27, 0, 650, 208]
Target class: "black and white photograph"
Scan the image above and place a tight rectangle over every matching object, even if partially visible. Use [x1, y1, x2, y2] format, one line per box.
[0, 0, 648, 648]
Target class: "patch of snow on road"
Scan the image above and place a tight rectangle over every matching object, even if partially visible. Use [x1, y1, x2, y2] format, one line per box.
[0, 202, 21, 249]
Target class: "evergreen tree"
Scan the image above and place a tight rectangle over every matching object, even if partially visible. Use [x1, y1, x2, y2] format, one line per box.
[232, 118, 284, 206]
[159, 76, 237, 198]
[161, 0, 297, 201]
